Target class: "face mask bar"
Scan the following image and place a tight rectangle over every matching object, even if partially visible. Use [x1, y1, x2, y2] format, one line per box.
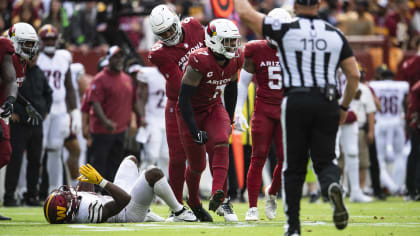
[222, 37, 241, 54]
[19, 39, 39, 59]
[159, 23, 180, 45]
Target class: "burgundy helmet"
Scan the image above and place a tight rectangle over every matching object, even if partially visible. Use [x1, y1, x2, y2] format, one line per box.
[44, 186, 79, 224]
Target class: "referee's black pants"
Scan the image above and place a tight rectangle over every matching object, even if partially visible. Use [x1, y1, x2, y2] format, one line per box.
[281, 91, 341, 233]
[4, 122, 43, 201]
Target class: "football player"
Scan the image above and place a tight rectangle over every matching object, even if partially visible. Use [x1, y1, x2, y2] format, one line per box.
[148, 4, 205, 209]
[0, 22, 39, 220]
[43, 156, 197, 224]
[370, 65, 409, 194]
[37, 24, 81, 193]
[133, 64, 169, 177]
[233, 8, 292, 221]
[177, 19, 242, 222]
[336, 68, 375, 203]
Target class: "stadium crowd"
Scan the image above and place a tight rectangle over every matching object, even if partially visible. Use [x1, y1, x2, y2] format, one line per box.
[0, 0, 419, 231]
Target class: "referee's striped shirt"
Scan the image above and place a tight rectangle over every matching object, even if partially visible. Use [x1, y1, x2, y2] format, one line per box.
[262, 14, 354, 89]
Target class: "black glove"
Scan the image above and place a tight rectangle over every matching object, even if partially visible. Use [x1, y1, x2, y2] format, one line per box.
[0, 96, 15, 118]
[25, 104, 43, 126]
[192, 130, 208, 145]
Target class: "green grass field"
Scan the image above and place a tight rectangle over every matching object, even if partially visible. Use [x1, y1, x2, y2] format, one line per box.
[1, 197, 419, 236]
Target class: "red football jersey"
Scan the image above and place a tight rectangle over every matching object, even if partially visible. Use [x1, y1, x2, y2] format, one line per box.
[244, 40, 283, 105]
[0, 37, 16, 105]
[148, 17, 205, 101]
[186, 47, 244, 112]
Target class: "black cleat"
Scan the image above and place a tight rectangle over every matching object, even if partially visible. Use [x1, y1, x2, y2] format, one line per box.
[209, 190, 225, 212]
[328, 183, 349, 230]
[190, 204, 213, 222]
[0, 214, 11, 220]
[309, 192, 320, 203]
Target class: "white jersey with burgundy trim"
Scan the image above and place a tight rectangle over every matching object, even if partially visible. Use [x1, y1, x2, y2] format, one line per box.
[37, 49, 72, 115]
[369, 80, 409, 123]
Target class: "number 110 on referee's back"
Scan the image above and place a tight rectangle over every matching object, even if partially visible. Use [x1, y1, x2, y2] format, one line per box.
[301, 38, 327, 51]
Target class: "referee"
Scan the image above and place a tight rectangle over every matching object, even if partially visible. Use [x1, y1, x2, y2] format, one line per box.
[235, 0, 359, 235]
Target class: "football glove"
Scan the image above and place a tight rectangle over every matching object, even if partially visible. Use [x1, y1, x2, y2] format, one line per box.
[78, 164, 103, 185]
[193, 130, 208, 145]
[25, 104, 43, 126]
[233, 111, 249, 132]
[0, 96, 15, 118]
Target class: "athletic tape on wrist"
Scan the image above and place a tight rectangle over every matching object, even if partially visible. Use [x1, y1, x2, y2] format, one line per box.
[98, 179, 109, 188]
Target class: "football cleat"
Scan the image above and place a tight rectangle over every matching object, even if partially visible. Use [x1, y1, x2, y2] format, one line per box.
[264, 186, 277, 220]
[144, 209, 165, 222]
[209, 190, 225, 212]
[173, 207, 197, 222]
[349, 193, 373, 203]
[189, 204, 213, 222]
[245, 207, 259, 221]
[328, 183, 349, 230]
[216, 197, 238, 222]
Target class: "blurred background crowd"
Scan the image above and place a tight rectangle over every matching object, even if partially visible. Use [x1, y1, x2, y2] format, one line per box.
[0, 0, 419, 208]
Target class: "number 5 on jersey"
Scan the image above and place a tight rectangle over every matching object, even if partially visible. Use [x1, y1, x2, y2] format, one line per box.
[268, 66, 282, 90]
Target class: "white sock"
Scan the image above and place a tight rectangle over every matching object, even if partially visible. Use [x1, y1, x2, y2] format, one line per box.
[47, 149, 63, 193]
[154, 178, 183, 212]
[345, 154, 362, 196]
[378, 155, 398, 193]
[392, 153, 407, 189]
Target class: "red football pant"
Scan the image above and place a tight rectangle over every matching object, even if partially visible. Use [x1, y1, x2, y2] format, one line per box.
[177, 103, 231, 208]
[0, 119, 11, 169]
[165, 99, 188, 204]
[247, 99, 284, 208]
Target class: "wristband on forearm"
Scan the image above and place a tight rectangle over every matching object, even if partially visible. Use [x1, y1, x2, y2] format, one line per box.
[98, 179, 109, 188]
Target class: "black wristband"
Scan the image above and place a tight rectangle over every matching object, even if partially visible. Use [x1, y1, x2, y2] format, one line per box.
[339, 105, 349, 111]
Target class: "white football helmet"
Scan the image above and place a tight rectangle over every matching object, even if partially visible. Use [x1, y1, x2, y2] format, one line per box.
[8, 22, 39, 60]
[205, 19, 241, 59]
[149, 5, 182, 46]
[266, 8, 293, 47]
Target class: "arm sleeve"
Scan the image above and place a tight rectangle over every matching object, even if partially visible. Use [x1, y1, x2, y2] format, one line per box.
[224, 81, 237, 123]
[236, 69, 253, 112]
[178, 83, 199, 135]
[364, 86, 377, 113]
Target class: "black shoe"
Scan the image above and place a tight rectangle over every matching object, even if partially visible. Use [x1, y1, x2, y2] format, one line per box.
[209, 190, 225, 212]
[3, 198, 19, 207]
[190, 204, 213, 222]
[374, 191, 387, 200]
[24, 196, 42, 206]
[328, 183, 349, 230]
[0, 214, 11, 220]
[283, 230, 300, 236]
[309, 192, 320, 203]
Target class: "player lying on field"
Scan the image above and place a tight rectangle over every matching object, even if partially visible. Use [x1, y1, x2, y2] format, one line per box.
[43, 156, 197, 223]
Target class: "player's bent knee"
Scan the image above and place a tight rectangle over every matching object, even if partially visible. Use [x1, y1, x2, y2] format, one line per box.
[124, 155, 139, 167]
[145, 167, 164, 187]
